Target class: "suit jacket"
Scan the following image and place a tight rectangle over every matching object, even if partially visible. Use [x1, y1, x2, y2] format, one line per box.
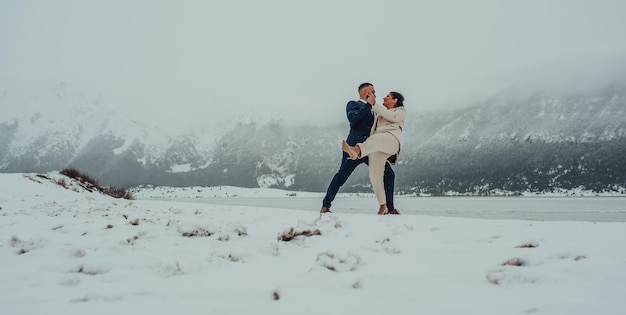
[345, 100, 375, 146]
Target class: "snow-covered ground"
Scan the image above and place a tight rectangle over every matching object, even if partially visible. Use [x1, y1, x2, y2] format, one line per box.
[132, 185, 626, 222]
[1, 173, 626, 315]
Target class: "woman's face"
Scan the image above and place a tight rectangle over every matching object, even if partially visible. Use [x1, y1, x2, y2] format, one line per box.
[382, 93, 397, 109]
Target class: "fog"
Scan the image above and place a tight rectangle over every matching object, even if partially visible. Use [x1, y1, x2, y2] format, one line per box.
[2, 0, 626, 133]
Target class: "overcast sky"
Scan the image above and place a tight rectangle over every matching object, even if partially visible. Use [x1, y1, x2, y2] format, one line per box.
[2, 0, 626, 130]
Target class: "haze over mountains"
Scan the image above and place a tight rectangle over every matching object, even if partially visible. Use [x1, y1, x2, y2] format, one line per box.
[1, 80, 625, 195]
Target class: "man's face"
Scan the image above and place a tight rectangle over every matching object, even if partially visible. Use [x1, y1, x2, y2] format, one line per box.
[361, 85, 376, 99]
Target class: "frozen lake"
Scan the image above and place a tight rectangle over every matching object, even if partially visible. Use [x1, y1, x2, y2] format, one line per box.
[169, 196, 626, 222]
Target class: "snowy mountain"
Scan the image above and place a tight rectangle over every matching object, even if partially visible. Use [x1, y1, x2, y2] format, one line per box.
[1, 81, 625, 194]
[399, 85, 626, 194]
[0, 81, 216, 183]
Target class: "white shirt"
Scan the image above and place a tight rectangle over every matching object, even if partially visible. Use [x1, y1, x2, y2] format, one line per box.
[358, 99, 376, 116]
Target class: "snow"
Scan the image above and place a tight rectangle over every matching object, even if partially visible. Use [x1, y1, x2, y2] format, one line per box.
[1, 173, 626, 315]
[166, 163, 192, 173]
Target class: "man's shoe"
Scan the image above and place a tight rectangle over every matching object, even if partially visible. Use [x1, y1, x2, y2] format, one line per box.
[388, 209, 400, 215]
[320, 206, 332, 213]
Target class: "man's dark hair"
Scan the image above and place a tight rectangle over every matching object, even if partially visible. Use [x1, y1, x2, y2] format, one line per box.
[390, 91, 405, 107]
[358, 82, 373, 92]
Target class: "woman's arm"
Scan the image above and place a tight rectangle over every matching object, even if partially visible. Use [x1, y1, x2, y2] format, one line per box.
[372, 104, 406, 122]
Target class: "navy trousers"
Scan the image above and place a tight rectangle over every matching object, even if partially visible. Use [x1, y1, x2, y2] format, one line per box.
[322, 152, 395, 210]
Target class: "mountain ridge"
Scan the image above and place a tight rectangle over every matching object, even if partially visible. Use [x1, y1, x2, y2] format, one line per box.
[1, 81, 625, 194]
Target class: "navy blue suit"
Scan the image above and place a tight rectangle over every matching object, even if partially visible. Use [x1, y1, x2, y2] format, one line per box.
[322, 100, 395, 210]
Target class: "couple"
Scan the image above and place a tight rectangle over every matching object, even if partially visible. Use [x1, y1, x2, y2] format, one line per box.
[320, 82, 406, 215]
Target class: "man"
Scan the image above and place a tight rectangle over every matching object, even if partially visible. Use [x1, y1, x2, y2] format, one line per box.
[320, 82, 399, 215]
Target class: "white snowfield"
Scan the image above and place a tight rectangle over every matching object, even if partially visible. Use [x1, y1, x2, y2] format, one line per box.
[1, 173, 625, 315]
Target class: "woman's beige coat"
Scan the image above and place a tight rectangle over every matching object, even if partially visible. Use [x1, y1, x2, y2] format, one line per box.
[370, 103, 406, 147]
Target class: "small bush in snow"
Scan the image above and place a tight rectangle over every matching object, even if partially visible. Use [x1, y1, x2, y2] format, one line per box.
[59, 168, 134, 200]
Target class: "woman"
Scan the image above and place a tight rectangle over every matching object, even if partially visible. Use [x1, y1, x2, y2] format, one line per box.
[342, 91, 406, 215]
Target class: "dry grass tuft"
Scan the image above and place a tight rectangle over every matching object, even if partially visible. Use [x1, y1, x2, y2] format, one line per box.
[36, 174, 51, 180]
[10, 236, 29, 255]
[273, 289, 280, 300]
[10, 236, 20, 245]
[55, 177, 68, 188]
[126, 234, 140, 245]
[516, 242, 539, 248]
[502, 257, 526, 266]
[486, 272, 502, 285]
[278, 227, 321, 241]
[60, 168, 98, 191]
[77, 266, 100, 276]
[182, 228, 213, 237]
[101, 186, 134, 200]
[234, 226, 248, 237]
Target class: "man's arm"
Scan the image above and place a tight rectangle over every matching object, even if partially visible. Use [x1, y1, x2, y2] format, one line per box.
[346, 101, 371, 124]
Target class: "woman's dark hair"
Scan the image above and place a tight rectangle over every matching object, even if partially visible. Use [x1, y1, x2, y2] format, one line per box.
[390, 91, 404, 107]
